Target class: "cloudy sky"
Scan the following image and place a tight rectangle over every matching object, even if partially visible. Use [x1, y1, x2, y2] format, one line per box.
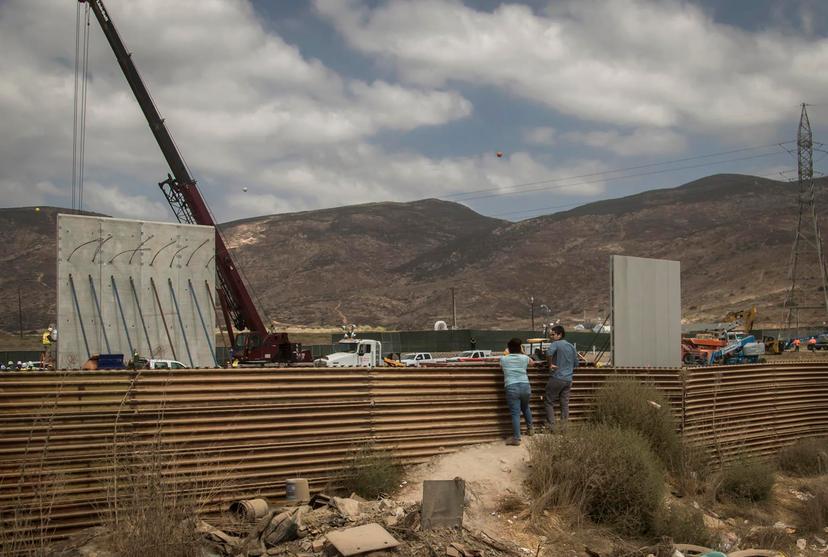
[1, 0, 827, 223]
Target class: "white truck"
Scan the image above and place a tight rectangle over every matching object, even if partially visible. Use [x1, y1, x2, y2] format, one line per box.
[313, 338, 384, 368]
[400, 352, 436, 367]
[445, 349, 494, 362]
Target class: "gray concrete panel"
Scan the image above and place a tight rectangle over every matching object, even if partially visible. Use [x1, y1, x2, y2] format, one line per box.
[611, 255, 681, 368]
[57, 215, 215, 369]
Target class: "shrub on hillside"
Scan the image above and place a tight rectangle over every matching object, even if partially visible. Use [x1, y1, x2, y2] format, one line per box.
[778, 437, 828, 476]
[103, 450, 203, 557]
[675, 441, 713, 495]
[338, 444, 402, 499]
[719, 457, 775, 502]
[652, 504, 716, 547]
[592, 377, 682, 472]
[794, 481, 828, 533]
[526, 423, 665, 535]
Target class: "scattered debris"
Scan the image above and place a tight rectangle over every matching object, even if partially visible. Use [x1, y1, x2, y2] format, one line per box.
[326, 523, 399, 556]
[421, 478, 466, 530]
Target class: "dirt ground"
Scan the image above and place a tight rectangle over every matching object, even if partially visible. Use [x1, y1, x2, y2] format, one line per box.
[395, 439, 828, 557]
[398, 441, 544, 552]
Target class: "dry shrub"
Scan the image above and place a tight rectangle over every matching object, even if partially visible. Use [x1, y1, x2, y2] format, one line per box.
[0, 472, 66, 557]
[338, 444, 403, 500]
[652, 504, 715, 547]
[741, 526, 794, 551]
[102, 443, 218, 557]
[778, 437, 828, 476]
[592, 377, 682, 472]
[495, 492, 525, 514]
[674, 442, 713, 496]
[793, 480, 828, 533]
[719, 457, 775, 502]
[526, 423, 665, 536]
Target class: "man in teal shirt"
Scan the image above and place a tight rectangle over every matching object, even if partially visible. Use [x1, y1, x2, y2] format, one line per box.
[545, 325, 577, 428]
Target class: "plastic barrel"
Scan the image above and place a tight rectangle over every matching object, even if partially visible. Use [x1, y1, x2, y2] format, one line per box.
[285, 478, 310, 503]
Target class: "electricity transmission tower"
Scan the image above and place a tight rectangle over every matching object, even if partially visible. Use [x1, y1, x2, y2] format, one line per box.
[782, 103, 828, 332]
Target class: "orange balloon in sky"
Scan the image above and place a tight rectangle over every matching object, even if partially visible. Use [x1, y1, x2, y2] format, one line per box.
[496, 151, 503, 158]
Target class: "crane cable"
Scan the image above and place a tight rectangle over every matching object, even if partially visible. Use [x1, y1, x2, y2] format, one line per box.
[72, 2, 91, 211]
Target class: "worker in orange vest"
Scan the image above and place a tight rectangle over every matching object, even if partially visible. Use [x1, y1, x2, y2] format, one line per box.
[793, 338, 801, 351]
[808, 337, 817, 351]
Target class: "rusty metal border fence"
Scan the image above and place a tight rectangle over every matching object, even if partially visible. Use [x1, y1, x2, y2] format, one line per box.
[0, 362, 826, 543]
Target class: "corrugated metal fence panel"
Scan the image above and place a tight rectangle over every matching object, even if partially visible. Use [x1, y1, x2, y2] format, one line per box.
[682, 363, 828, 459]
[0, 363, 825, 544]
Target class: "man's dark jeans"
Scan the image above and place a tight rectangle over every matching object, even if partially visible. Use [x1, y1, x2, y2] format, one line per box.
[545, 377, 571, 426]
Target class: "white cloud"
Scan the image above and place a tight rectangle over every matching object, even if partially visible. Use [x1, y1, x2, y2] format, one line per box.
[564, 128, 687, 156]
[315, 0, 828, 133]
[81, 182, 170, 220]
[0, 0, 472, 220]
[523, 127, 557, 146]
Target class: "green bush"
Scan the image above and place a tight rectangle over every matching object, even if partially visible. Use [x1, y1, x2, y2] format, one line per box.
[526, 423, 665, 535]
[719, 457, 775, 502]
[592, 377, 682, 472]
[338, 444, 403, 499]
[652, 504, 716, 546]
[778, 437, 828, 476]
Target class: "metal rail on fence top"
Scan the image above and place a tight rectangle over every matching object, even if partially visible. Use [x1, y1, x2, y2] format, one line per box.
[0, 362, 825, 543]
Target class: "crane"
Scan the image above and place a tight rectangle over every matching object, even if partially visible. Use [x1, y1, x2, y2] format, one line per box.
[81, 0, 308, 364]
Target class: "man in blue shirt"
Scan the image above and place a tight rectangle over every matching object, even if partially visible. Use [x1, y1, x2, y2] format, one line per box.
[545, 325, 577, 428]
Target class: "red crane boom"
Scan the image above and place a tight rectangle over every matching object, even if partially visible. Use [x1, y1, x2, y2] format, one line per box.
[81, 0, 305, 363]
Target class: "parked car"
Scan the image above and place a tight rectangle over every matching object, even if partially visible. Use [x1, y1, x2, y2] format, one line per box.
[400, 352, 436, 366]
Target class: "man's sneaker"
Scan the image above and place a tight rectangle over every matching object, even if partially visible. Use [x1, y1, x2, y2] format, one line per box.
[505, 437, 521, 446]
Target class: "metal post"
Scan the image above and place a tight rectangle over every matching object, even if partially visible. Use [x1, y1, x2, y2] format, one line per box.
[150, 277, 177, 360]
[129, 277, 154, 358]
[168, 278, 194, 367]
[88, 274, 111, 353]
[451, 287, 457, 330]
[68, 274, 90, 359]
[206, 280, 231, 361]
[110, 276, 134, 357]
[17, 287, 23, 338]
[530, 296, 535, 331]
[189, 279, 217, 367]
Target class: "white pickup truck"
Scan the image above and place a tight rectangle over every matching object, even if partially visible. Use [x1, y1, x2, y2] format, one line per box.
[446, 350, 495, 362]
[400, 352, 436, 367]
[313, 338, 384, 367]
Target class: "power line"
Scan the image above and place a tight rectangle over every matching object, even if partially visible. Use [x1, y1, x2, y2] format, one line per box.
[456, 148, 789, 203]
[444, 141, 794, 201]
[490, 168, 801, 219]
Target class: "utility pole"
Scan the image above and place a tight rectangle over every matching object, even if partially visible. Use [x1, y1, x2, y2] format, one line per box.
[451, 287, 457, 330]
[530, 296, 535, 331]
[782, 103, 828, 336]
[17, 287, 23, 338]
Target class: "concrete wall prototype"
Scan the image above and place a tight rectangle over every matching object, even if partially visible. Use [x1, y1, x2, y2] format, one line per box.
[57, 215, 216, 369]
[611, 255, 681, 368]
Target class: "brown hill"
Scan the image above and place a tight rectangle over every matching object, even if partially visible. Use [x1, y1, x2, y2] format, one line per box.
[1, 174, 825, 333]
